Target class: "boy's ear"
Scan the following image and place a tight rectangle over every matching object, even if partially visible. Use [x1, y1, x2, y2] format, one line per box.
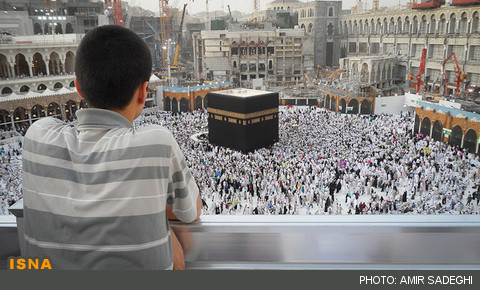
[75, 78, 85, 99]
[136, 81, 149, 105]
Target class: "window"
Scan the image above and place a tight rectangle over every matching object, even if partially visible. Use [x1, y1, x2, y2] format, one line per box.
[469, 46, 480, 61]
[328, 7, 334, 17]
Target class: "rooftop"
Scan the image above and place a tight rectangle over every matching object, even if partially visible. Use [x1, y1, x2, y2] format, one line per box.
[220, 88, 270, 98]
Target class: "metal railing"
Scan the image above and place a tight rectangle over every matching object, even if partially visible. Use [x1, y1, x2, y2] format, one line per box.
[2, 199, 480, 270]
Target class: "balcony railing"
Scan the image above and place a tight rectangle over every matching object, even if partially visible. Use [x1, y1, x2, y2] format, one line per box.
[1, 199, 480, 270]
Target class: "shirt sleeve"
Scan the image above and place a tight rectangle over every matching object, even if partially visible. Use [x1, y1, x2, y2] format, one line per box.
[167, 138, 199, 223]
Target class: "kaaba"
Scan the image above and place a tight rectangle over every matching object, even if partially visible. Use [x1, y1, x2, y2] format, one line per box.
[207, 89, 279, 152]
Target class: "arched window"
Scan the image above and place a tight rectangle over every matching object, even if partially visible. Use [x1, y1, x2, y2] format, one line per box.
[439, 14, 446, 34]
[429, 15, 436, 34]
[449, 13, 457, 34]
[328, 7, 334, 17]
[473, 12, 479, 33]
[32, 52, 47, 76]
[459, 13, 468, 34]
[33, 23, 43, 34]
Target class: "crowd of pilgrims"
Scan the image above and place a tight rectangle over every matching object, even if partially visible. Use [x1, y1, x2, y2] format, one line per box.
[1, 106, 480, 215]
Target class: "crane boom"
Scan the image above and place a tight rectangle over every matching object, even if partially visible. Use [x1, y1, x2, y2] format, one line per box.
[159, 0, 169, 69]
[442, 52, 468, 96]
[408, 48, 426, 94]
[172, 3, 187, 69]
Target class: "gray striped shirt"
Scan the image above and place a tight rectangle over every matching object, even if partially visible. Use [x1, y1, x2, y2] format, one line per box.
[22, 108, 199, 269]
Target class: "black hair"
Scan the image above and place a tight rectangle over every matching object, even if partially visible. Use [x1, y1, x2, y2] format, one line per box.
[75, 25, 152, 110]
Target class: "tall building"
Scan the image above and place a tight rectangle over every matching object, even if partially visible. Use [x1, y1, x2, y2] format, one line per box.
[193, 26, 314, 87]
[339, 1, 480, 92]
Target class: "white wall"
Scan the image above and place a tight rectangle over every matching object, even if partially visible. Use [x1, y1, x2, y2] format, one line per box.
[374, 95, 407, 115]
[404, 92, 422, 108]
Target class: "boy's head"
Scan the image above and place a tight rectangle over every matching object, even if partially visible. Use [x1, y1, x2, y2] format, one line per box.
[75, 25, 152, 110]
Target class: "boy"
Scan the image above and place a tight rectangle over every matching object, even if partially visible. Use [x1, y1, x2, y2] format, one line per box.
[22, 25, 200, 270]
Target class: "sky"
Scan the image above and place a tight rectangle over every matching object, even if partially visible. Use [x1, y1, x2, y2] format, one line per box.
[129, 0, 411, 15]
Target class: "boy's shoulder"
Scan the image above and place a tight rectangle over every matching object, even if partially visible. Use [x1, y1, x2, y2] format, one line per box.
[25, 117, 66, 137]
[135, 124, 176, 143]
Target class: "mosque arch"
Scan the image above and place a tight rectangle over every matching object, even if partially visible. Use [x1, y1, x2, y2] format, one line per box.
[450, 125, 463, 147]
[339, 98, 346, 113]
[432, 120, 443, 142]
[13, 107, 29, 127]
[464, 129, 477, 153]
[360, 63, 369, 82]
[164, 96, 171, 111]
[32, 53, 47, 76]
[325, 95, 331, 109]
[420, 117, 431, 137]
[65, 100, 78, 121]
[360, 99, 372, 115]
[429, 15, 437, 34]
[31, 104, 46, 121]
[54, 82, 63, 89]
[172, 98, 178, 113]
[473, 11, 479, 33]
[79, 99, 88, 109]
[54, 23, 63, 34]
[66, 23, 74, 34]
[180, 98, 190, 112]
[37, 84, 47, 91]
[65, 51, 75, 73]
[20, 85, 30, 93]
[195, 95, 203, 110]
[348, 99, 359, 114]
[1, 87, 12, 95]
[49, 52, 63, 75]
[204, 95, 208, 108]
[404, 16, 410, 33]
[330, 96, 336, 111]
[15, 53, 30, 77]
[307, 23, 313, 34]
[0, 109, 10, 130]
[414, 114, 420, 134]
[33, 22, 43, 34]
[459, 12, 468, 34]
[47, 102, 62, 118]
[0, 54, 11, 79]
[449, 13, 457, 34]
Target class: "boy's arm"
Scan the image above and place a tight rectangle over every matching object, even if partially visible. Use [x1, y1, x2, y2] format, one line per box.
[167, 195, 202, 221]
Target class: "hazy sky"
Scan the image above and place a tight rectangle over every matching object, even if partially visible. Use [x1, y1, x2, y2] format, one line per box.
[130, 0, 410, 15]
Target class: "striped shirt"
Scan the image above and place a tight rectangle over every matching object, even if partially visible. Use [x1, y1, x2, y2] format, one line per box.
[22, 108, 199, 270]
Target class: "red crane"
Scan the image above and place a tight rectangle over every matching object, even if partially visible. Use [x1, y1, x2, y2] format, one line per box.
[104, 0, 124, 26]
[408, 48, 426, 94]
[442, 52, 468, 96]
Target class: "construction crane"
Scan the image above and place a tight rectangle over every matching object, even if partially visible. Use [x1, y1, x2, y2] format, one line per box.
[171, 3, 187, 70]
[408, 48, 426, 94]
[104, 0, 124, 26]
[227, 5, 234, 22]
[442, 52, 468, 96]
[254, 0, 259, 12]
[328, 69, 343, 82]
[143, 22, 161, 72]
[304, 73, 316, 88]
[159, 0, 171, 71]
[316, 65, 327, 79]
[206, 0, 210, 31]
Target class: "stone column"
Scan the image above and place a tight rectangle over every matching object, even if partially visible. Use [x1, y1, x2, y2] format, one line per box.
[27, 57, 33, 77]
[45, 58, 50, 76]
[27, 110, 32, 125]
[10, 113, 15, 131]
[60, 102, 67, 120]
